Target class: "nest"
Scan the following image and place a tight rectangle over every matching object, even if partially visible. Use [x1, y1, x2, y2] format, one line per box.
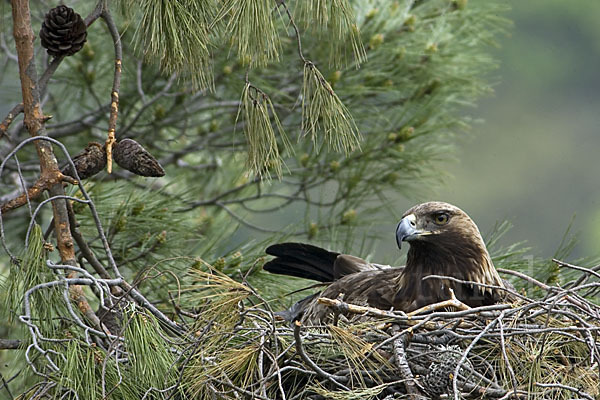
[182, 262, 600, 400]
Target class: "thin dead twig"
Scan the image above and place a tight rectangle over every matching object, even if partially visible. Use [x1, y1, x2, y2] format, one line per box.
[100, 6, 122, 173]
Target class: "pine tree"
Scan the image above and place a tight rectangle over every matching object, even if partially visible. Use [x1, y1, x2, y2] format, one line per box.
[2, 1, 598, 399]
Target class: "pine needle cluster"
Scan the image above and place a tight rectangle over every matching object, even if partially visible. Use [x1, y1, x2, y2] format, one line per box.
[237, 82, 289, 178]
[219, 0, 282, 67]
[302, 62, 362, 154]
[127, 0, 216, 89]
[295, 0, 367, 66]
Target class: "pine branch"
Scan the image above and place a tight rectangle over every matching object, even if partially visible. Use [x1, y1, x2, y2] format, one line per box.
[237, 81, 289, 178]
[10, 0, 78, 267]
[131, 0, 215, 89]
[302, 62, 361, 154]
[220, 0, 281, 67]
[294, 0, 366, 66]
[0, 339, 21, 349]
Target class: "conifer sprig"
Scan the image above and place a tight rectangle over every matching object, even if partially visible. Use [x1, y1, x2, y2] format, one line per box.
[237, 82, 289, 179]
[123, 310, 177, 395]
[130, 0, 215, 89]
[295, 0, 366, 66]
[219, 0, 281, 67]
[302, 62, 361, 153]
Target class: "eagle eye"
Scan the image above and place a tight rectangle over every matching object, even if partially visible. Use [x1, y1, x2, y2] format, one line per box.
[433, 212, 449, 225]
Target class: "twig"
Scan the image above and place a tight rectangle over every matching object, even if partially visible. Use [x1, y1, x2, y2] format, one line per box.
[65, 201, 113, 281]
[0, 32, 18, 62]
[0, 372, 15, 400]
[317, 296, 402, 319]
[0, 103, 23, 140]
[0, 170, 77, 214]
[100, 5, 122, 173]
[497, 268, 551, 291]
[119, 281, 182, 334]
[277, 0, 307, 63]
[452, 314, 501, 400]
[406, 288, 470, 316]
[498, 312, 518, 397]
[534, 382, 594, 400]
[39, 56, 65, 98]
[2, 0, 105, 141]
[318, 295, 510, 324]
[392, 332, 421, 398]
[554, 258, 600, 281]
[10, 0, 81, 280]
[0, 339, 21, 350]
[215, 201, 283, 233]
[293, 320, 350, 391]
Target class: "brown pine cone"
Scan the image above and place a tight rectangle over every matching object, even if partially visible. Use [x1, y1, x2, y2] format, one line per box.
[40, 5, 87, 57]
[113, 139, 165, 177]
[423, 345, 466, 398]
[63, 142, 107, 179]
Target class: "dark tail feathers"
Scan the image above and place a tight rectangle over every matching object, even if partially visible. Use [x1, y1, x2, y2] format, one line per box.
[264, 242, 339, 283]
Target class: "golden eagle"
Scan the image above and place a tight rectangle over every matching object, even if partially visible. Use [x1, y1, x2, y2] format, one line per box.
[264, 201, 509, 322]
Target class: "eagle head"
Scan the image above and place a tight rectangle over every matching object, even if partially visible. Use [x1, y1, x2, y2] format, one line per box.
[396, 201, 484, 253]
[394, 201, 504, 309]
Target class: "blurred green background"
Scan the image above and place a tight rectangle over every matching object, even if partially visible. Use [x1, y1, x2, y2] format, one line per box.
[396, 0, 600, 261]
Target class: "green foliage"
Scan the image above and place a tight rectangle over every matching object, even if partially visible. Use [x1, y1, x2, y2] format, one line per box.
[126, 0, 216, 89]
[302, 62, 361, 154]
[327, 323, 391, 386]
[475, 314, 596, 399]
[2, 225, 65, 334]
[238, 83, 289, 178]
[181, 263, 257, 398]
[295, 0, 367, 66]
[311, 384, 387, 400]
[40, 311, 178, 400]
[74, 182, 199, 268]
[123, 309, 178, 397]
[485, 221, 600, 299]
[219, 0, 282, 67]
[54, 341, 103, 400]
[0, 0, 542, 398]
[184, 262, 252, 332]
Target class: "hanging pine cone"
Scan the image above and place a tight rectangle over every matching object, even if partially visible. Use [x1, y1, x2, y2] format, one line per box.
[39, 5, 87, 57]
[63, 142, 107, 179]
[113, 139, 165, 177]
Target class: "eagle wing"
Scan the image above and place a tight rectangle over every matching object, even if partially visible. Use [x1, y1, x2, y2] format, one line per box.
[303, 268, 402, 323]
[264, 243, 398, 322]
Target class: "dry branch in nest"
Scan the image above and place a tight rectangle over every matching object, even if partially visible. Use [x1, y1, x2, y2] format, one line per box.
[182, 262, 600, 400]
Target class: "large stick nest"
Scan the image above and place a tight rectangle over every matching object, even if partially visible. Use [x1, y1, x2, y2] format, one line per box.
[182, 263, 600, 400]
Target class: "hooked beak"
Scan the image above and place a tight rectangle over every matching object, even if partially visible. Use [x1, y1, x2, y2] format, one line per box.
[396, 214, 419, 249]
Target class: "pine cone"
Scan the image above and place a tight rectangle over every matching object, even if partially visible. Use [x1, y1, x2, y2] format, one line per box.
[423, 345, 465, 398]
[113, 139, 165, 177]
[63, 142, 106, 179]
[40, 5, 87, 57]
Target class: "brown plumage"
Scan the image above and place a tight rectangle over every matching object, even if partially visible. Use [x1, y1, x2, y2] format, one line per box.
[264, 201, 509, 323]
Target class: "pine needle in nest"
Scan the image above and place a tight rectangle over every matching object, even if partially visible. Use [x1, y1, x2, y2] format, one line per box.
[327, 324, 391, 387]
[183, 260, 252, 331]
